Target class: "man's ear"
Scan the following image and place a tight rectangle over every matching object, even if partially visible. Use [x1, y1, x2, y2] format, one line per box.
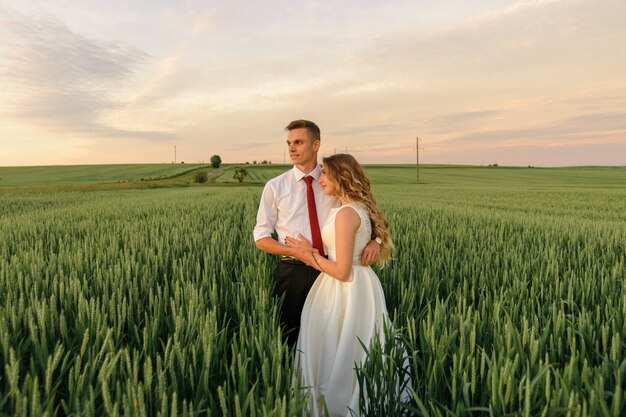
[313, 140, 321, 152]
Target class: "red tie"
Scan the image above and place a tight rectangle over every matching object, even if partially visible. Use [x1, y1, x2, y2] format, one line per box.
[303, 176, 325, 257]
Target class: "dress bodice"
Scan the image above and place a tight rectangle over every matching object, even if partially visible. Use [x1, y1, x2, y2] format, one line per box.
[321, 203, 372, 264]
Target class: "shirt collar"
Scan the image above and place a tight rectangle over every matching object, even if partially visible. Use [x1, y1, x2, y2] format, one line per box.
[292, 164, 321, 182]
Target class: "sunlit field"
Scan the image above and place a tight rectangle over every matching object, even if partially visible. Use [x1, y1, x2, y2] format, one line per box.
[0, 164, 207, 188]
[0, 165, 624, 416]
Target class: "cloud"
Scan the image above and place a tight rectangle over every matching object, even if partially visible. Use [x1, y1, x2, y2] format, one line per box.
[164, 2, 218, 35]
[427, 111, 502, 134]
[346, 0, 625, 89]
[329, 123, 401, 138]
[0, 6, 174, 141]
[1, 0, 625, 166]
[435, 111, 626, 148]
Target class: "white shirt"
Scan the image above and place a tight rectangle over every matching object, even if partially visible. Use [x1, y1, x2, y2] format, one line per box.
[253, 165, 339, 247]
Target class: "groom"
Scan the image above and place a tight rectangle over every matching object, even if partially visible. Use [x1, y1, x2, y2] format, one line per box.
[253, 119, 380, 346]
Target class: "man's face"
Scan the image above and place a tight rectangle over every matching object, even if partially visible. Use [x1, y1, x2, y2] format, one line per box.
[287, 128, 320, 166]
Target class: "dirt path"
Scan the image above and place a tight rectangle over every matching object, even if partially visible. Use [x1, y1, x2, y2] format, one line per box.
[206, 168, 224, 181]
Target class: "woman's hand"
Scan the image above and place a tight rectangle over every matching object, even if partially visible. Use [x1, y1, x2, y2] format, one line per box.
[285, 236, 322, 270]
[305, 250, 323, 271]
[285, 234, 313, 250]
[292, 247, 321, 269]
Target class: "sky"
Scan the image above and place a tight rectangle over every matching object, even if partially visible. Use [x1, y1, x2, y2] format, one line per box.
[1, 0, 625, 167]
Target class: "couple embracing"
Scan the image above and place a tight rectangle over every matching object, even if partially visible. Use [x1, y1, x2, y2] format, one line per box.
[253, 120, 397, 416]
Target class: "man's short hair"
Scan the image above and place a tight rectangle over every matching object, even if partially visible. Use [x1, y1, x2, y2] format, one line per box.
[285, 119, 321, 142]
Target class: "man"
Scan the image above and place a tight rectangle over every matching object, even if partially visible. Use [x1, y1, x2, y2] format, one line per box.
[253, 119, 380, 346]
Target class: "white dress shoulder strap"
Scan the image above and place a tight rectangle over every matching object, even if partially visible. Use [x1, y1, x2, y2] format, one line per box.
[336, 203, 362, 218]
[336, 203, 371, 233]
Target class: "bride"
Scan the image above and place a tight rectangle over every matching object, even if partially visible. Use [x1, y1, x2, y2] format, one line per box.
[286, 153, 395, 417]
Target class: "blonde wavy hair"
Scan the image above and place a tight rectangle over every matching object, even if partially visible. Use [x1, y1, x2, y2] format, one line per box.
[322, 153, 393, 266]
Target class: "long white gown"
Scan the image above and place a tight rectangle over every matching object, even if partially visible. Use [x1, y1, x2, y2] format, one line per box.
[295, 203, 390, 417]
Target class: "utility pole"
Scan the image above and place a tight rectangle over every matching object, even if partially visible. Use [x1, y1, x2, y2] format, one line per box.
[416, 137, 419, 183]
[416, 137, 424, 184]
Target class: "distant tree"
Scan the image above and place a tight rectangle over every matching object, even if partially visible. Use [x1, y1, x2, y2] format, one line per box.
[210, 155, 222, 168]
[193, 171, 208, 183]
[253, 160, 257, 164]
[233, 168, 248, 183]
[261, 160, 268, 164]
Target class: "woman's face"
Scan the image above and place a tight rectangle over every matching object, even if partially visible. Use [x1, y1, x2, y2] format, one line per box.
[318, 165, 337, 196]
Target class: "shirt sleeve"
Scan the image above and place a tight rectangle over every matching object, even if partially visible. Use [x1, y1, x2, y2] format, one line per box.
[253, 182, 278, 241]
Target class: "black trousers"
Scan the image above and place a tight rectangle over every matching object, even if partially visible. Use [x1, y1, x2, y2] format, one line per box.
[273, 260, 320, 347]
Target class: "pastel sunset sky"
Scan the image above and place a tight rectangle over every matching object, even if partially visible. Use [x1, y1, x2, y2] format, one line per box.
[1, 0, 625, 167]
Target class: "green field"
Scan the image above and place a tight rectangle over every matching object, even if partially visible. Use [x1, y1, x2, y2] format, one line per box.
[0, 165, 625, 416]
[0, 164, 208, 188]
[221, 164, 626, 188]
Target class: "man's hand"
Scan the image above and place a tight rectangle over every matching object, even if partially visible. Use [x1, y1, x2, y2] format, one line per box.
[360, 239, 380, 266]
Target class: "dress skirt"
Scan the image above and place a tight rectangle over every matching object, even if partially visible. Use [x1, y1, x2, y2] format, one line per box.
[295, 265, 389, 417]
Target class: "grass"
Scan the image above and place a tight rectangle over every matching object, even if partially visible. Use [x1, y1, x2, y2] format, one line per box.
[3, 163, 624, 191]
[0, 164, 625, 415]
[0, 163, 209, 188]
[218, 164, 626, 190]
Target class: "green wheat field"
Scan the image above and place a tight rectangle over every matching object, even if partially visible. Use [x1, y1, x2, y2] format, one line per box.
[1, 164, 625, 416]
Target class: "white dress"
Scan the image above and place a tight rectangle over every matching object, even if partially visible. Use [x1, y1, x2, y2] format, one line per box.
[295, 203, 390, 417]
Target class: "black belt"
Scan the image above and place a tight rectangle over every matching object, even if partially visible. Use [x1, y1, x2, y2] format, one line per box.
[280, 256, 306, 266]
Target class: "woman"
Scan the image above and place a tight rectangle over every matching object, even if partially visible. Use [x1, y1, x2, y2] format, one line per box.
[286, 153, 394, 417]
